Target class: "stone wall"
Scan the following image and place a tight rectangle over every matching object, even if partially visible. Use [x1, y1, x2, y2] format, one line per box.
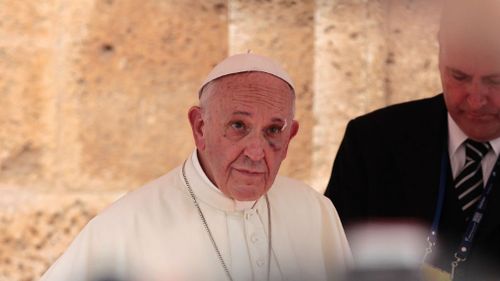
[0, 0, 442, 280]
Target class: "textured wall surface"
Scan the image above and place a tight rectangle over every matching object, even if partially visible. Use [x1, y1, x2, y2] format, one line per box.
[313, 0, 389, 188]
[1, 1, 443, 280]
[0, 185, 120, 281]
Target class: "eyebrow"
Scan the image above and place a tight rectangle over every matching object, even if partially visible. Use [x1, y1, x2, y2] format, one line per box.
[231, 111, 286, 123]
[447, 67, 469, 75]
[447, 67, 500, 78]
[232, 111, 251, 116]
[484, 74, 500, 79]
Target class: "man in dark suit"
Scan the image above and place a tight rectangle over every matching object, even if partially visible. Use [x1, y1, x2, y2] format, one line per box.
[325, 1, 500, 280]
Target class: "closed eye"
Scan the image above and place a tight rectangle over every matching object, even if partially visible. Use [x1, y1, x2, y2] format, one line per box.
[451, 71, 469, 81]
[484, 76, 500, 86]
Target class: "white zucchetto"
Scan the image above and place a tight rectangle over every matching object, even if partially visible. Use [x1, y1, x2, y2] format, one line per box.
[199, 53, 295, 97]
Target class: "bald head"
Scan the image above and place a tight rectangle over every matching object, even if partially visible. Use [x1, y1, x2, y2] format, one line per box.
[439, 0, 500, 53]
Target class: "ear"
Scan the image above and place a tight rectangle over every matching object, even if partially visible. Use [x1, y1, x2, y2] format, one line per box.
[188, 106, 206, 151]
[289, 120, 299, 140]
[282, 120, 299, 159]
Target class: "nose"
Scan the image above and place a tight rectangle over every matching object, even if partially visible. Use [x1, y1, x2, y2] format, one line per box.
[467, 80, 488, 109]
[243, 132, 265, 161]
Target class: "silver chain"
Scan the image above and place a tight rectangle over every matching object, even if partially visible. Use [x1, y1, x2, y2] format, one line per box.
[181, 160, 272, 281]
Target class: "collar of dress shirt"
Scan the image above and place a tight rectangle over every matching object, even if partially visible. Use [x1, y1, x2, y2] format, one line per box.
[448, 113, 500, 157]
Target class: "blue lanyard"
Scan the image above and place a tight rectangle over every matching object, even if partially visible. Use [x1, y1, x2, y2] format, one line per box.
[422, 151, 448, 263]
[428, 152, 449, 244]
[424, 149, 500, 279]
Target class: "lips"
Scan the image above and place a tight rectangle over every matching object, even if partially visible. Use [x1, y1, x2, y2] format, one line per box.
[232, 168, 265, 176]
[465, 112, 495, 121]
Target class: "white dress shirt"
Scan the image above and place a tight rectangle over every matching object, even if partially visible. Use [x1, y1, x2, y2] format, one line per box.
[448, 114, 500, 181]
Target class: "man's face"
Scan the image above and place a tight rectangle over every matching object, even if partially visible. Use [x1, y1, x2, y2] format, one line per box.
[439, 40, 500, 141]
[189, 72, 298, 201]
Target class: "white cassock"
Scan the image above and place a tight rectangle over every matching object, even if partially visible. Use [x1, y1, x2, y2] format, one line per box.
[40, 151, 352, 281]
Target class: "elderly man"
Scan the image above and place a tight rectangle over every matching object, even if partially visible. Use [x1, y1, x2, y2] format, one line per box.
[325, 1, 500, 280]
[41, 54, 351, 281]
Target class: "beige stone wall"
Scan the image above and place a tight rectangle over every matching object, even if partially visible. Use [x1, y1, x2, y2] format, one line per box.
[1, 1, 443, 280]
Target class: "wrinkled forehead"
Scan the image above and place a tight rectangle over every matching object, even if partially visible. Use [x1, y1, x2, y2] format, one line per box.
[203, 72, 295, 115]
[440, 0, 500, 52]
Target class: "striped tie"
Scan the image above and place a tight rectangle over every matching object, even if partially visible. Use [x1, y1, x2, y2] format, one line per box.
[454, 139, 491, 219]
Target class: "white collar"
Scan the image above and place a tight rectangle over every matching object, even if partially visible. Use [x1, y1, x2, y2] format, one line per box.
[448, 113, 500, 156]
[187, 150, 258, 211]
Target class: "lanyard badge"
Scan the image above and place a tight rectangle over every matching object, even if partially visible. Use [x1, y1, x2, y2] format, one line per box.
[421, 149, 499, 280]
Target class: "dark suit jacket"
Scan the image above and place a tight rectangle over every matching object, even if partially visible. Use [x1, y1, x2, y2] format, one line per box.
[325, 94, 500, 280]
